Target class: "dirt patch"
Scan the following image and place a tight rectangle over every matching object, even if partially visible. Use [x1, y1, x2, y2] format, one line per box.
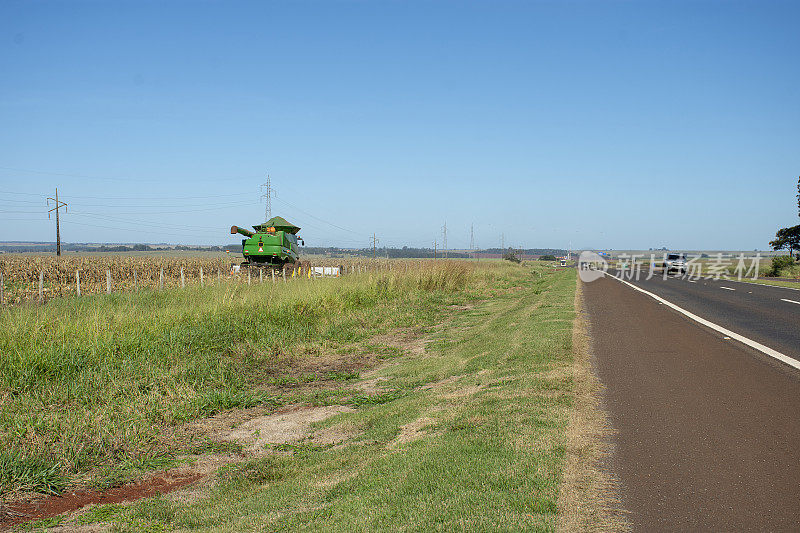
[164, 453, 242, 505]
[50, 526, 111, 533]
[0, 471, 202, 532]
[357, 376, 391, 393]
[556, 278, 628, 532]
[2, 327, 434, 530]
[420, 374, 490, 399]
[441, 384, 486, 399]
[223, 405, 355, 454]
[369, 329, 429, 357]
[421, 375, 462, 391]
[388, 417, 435, 448]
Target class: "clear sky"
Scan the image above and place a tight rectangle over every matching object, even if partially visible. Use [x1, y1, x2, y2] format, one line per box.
[1, 1, 798, 250]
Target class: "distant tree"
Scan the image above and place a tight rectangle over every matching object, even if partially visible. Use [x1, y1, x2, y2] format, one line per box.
[539, 254, 558, 261]
[503, 250, 521, 263]
[770, 224, 800, 258]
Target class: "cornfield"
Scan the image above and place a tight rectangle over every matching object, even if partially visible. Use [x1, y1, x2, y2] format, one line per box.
[0, 256, 230, 305]
[0, 255, 454, 305]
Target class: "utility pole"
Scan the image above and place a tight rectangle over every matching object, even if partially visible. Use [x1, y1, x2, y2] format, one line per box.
[47, 188, 68, 257]
[370, 233, 379, 259]
[442, 222, 447, 259]
[434, 241, 437, 259]
[260, 176, 272, 222]
[501, 233, 505, 251]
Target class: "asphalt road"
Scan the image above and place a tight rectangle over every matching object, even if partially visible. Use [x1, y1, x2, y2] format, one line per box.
[610, 271, 800, 364]
[583, 274, 800, 531]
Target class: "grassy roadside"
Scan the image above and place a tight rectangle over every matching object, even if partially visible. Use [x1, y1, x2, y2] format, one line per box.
[0, 263, 477, 496]
[719, 276, 800, 290]
[55, 265, 583, 531]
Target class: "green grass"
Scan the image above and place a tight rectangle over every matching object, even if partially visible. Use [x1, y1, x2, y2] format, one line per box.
[0, 263, 480, 495]
[719, 276, 800, 289]
[89, 265, 577, 531]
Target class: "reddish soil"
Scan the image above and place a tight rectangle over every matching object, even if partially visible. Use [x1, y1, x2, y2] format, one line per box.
[0, 472, 203, 531]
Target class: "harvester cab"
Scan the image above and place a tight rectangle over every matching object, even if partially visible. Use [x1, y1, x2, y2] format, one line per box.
[230, 216, 303, 268]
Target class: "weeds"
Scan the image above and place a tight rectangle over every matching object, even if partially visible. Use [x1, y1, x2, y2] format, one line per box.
[0, 261, 489, 496]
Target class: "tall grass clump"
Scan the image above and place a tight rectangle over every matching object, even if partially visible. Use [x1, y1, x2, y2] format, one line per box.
[766, 255, 799, 278]
[0, 260, 485, 496]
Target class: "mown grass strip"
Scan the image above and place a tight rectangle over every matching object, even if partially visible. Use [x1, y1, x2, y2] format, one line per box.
[0, 263, 488, 496]
[95, 265, 577, 532]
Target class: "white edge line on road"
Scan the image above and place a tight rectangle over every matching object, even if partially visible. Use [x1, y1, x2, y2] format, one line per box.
[781, 298, 800, 305]
[603, 273, 800, 372]
[720, 286, 735, 291]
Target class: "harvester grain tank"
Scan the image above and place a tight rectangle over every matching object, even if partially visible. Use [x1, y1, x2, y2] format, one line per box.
[230, 216, 304, 268]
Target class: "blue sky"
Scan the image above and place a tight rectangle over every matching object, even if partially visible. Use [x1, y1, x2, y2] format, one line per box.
[1, 1, 798, 250]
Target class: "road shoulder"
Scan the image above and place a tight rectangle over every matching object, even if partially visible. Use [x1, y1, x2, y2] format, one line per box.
[557, 277, 628, 532]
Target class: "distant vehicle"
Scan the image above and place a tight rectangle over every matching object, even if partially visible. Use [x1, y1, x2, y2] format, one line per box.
[663, 253, 687, 275]
[560, 259, 567, 267]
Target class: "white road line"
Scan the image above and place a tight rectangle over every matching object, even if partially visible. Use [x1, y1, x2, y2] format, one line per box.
[781, 298, 800, 305]
[720, 286, 735, 291]
[603, 274, 800, 372]
[688, 280, 697, 283]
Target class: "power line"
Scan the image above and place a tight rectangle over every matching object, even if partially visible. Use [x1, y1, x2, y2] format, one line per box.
[0, 190, 46, 197]
[63, 219, 183, 236]
[0, 197, 47, 204]
[58, 192, 253, 201]
[272, 194, 366, 237]
[68, 211, 223, 232]
[0, 166, 259, 183]
[60, 200, 260, 215]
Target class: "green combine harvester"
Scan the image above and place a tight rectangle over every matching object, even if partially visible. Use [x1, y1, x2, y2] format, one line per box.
[230, 216, 305, 269]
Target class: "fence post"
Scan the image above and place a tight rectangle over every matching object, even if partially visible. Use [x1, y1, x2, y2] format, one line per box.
[106, 269, 111, 294]
[271, 269, 275, 283]
[159, 268, 164, 290]
[200, 267, 204, 287]
[247, 268, 251, 285]
[39, 270, 44, 302]
[181, 267, 185, 288]
[282, 267, 286, 282]
[76, 270, 81, 297]
[260, 268, 263, 283]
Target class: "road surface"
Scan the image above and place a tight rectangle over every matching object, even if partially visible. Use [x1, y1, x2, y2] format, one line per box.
[611, 271, 800, 363]
[583, 273, 800, 531]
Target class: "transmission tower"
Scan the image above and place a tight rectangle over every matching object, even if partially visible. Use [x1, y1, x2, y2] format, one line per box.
[260, 176, 272, 222]
[442, 222, 447, 259]
[469, 224, 475, 255]
[501, 233, 505, 251]
[47, 188, 68, 257]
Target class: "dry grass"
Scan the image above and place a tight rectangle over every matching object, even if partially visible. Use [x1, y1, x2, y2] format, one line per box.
[557, 278, 629, 532]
